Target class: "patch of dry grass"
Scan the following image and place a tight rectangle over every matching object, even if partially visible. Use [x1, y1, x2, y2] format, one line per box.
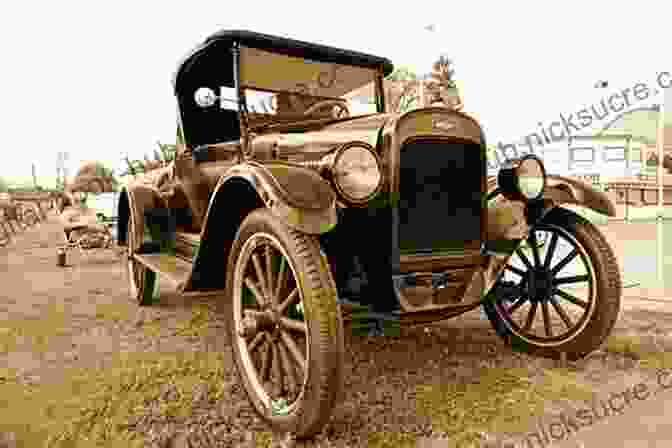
[171, 303, 218, 338]
[0, 350, 231, 448]
[251, 363, 601, 448]
[5, 288, 669, 447]
[138, 302, 219, 339]
[0, 297, 228, 447]
[92, 302, 136, 323]
[604, 334, 672, 370]
[0, 303, 73, 353]
[367, 431, 419, 447]
[413, 366, 594, 447]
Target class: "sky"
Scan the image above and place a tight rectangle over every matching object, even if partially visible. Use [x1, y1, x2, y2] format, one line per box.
[1, 0, 670, 186]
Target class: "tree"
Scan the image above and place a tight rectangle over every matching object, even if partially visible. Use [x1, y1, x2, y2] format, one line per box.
[117, 137, 178, 178]
[70, 161, 120, 193]
[428, 54, 457, 89]
[385, 66, 420, 113]
[156, 141, 177, 163]
[384, 55, 461, 112]
[118, 155, 141, 177]
[425, 54, 462, 109]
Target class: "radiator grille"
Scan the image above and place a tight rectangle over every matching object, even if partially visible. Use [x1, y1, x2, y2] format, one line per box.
[397, 139, 483, 254]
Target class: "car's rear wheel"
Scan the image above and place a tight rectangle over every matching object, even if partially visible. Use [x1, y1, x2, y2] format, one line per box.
[225, 209, 344, 439]
[125, 214, 157, 306]
[483, 207, 621, 360]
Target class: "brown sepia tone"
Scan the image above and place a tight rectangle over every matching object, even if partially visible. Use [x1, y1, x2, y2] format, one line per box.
[114, 30, 623, 438]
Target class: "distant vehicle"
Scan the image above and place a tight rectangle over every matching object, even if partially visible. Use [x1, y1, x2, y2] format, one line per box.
[88, 192, 118, 219]
[116, 29, 622, 438]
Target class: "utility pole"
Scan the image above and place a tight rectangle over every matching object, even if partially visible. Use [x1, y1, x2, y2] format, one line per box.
[56, 152, 62, 189]
[31, 162, 37, 189]
[62, 151, 69, 189]
[657, 101, 665, 220]
[594, 80, 623, 219]
[55, 151, 70, 190]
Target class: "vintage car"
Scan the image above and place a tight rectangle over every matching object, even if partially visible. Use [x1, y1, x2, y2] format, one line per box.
[116, 30, 622, 438]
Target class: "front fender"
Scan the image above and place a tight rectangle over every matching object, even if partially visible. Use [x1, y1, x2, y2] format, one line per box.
[178, 162, 338, 292]
[487, 174, 616, 217]
[544, 175, 616, 217]
[209, 161, 338, 235]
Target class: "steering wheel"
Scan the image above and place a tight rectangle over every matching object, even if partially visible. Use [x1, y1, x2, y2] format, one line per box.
[303, 100, 350, 118]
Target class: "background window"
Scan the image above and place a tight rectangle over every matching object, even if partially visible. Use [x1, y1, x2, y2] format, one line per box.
[603, 146, 626, 162]
[352, 94, 375, 104]
[570, 147, 595, 162]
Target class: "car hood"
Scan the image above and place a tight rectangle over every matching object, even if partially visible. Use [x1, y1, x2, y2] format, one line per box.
[252, 114, 394, 158]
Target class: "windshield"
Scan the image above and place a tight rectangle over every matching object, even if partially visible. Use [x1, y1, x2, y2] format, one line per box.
[232, 46, 380, 128]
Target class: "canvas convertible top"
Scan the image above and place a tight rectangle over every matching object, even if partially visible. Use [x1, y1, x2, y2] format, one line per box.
[172, 29, 394, 94]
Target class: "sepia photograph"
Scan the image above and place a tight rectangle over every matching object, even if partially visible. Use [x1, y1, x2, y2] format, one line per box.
[0, 1, 671, 447]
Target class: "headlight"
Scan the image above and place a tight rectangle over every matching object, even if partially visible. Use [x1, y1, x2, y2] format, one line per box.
[329, 141, 383, 205]
[497, 154, 547, 202]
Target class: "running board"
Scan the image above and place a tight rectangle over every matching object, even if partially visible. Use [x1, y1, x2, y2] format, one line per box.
[133, 253, 192, 292]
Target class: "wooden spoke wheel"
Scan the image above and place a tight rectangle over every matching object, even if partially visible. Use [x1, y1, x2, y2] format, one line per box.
[483, 208, 621, 360]
[226, 209, 343, 439]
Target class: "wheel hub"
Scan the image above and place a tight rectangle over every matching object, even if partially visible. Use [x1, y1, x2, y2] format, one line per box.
[528, 268, 553, 302]
[258, 309, 279, 330]
[239, 309, 281, 339]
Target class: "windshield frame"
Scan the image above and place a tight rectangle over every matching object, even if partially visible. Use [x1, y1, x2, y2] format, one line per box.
[236, 46, 387, 132]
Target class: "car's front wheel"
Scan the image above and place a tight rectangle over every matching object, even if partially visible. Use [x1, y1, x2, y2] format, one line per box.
[225, 209, 344, 438]
[483, 207, 621, 360]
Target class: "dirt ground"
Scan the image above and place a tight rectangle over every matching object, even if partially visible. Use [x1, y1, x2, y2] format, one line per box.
[1, 212, 671, 447]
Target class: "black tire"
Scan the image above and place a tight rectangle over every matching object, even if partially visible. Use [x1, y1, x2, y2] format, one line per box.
[483, 207, 621, 360]
[126, 215, 157, 306]
[225, 209, 344, 439]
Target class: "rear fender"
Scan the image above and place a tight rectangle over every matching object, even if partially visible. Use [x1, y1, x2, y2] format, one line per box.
[116, 185, 165, 251]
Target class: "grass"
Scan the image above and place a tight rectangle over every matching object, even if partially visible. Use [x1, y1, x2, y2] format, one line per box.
[0, 297, 226, 448]
[0, 350, 231, 448]
[92, 302, 137, 323]
[0, 303, 74, 354]
[367, 431, 421, 447]
[139, 302, 218, 339]
[2, 323, 666, 448]
[0, 295, 617, 448]
[603, 333, 672, 371]
[3, 278, 669, 447]
[171, 303, 218, 337]
[226, 365, 597, 448]
[412, 366, 595, 447]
